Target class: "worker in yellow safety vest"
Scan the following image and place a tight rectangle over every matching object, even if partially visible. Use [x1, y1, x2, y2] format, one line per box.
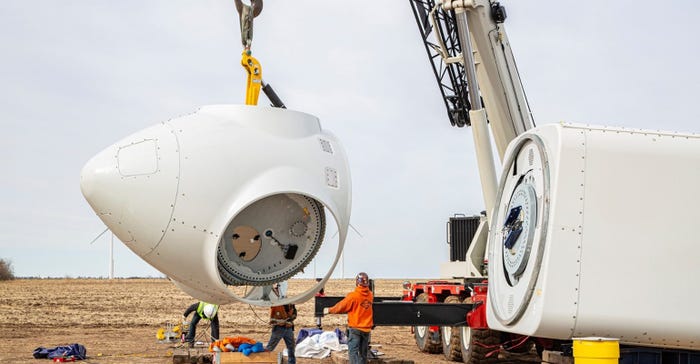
[184, 301, 219, 347]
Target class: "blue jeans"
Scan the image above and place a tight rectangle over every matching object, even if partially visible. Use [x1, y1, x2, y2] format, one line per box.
[266, 326, 296, 364]
[185, 314, 219, 343]
[347, 328, 370, 364]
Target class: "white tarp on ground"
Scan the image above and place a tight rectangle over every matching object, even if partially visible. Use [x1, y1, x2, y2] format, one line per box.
[292, 331, 348, 359]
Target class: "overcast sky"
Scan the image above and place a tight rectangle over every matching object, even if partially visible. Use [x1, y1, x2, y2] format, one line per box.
[2, 1, 698, 279]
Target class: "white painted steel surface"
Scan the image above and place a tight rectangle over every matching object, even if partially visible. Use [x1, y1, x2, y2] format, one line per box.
[487, 123, 700, 349]
[81, 105, 351, 306]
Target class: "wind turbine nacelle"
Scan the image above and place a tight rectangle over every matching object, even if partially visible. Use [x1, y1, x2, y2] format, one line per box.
[80, 105, 351, 306]
[487, 123, 700, 349]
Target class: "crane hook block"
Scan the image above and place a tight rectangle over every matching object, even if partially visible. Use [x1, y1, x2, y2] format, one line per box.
[235, 0, 263, 48]
[234, 0, 263, 18]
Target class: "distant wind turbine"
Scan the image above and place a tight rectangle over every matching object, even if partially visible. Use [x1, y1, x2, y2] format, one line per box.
[89, 227, 114, 279]
[328, 223, 364, 279]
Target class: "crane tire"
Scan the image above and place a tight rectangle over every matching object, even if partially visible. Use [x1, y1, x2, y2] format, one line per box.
[414, 293, 443, 354]
[461, 327, 501, 364]
[441, 295, 463, 361]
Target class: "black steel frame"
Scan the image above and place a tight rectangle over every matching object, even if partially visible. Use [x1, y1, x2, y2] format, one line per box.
[314, 296, 473, 327]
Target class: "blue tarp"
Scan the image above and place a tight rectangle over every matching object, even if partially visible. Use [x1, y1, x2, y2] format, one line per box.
[32, 343, 87, 360]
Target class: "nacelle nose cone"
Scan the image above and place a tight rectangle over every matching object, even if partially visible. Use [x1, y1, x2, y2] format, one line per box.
[80, 123, 179, 256]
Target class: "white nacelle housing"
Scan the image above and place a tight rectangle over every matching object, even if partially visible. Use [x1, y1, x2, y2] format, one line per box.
[81, 105, 351, 306]
[487, 123, 700, 349]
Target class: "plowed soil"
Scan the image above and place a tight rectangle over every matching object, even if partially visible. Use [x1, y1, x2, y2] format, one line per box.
[0, 278, 467, 363]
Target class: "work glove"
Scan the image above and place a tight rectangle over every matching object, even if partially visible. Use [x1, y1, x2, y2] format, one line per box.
[239, 343, 252, 356]
[323, 307, 330, 315]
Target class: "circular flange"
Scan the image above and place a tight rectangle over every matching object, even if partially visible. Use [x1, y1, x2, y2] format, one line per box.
[217, 193, 326, 286]
[489, 135, 550, 326]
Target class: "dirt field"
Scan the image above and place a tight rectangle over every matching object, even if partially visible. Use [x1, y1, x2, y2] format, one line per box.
[0, 278, 466, 363]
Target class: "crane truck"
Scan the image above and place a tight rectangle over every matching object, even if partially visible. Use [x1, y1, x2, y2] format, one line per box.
[402, 0, 540, 361]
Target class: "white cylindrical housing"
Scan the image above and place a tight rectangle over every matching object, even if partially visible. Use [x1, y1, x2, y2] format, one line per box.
[487, 123, 700, 350]
[81, 105, 351, 306]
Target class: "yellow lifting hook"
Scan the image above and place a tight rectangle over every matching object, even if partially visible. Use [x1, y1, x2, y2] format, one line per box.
[241, 50, 262, 106]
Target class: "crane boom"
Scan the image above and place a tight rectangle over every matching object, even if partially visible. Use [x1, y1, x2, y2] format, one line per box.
[411, 0, 535, 159]
[451, 0, 535, 159]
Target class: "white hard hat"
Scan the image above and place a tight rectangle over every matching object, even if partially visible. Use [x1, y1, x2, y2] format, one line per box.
[203, 304, 217, 319]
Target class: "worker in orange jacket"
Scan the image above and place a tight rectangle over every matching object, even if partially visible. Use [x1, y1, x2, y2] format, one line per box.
[323, 272, 373, 364]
